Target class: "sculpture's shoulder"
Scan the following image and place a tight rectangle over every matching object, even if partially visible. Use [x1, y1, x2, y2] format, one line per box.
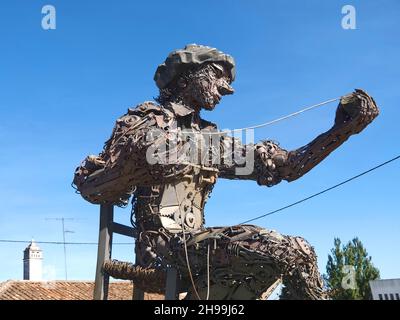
[113, 101, 173, 132]
[127, 101, 170, 116]
[103, 101, 173, 154]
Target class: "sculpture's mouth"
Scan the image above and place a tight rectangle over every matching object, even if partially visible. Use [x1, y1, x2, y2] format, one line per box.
[202, 94, 221, 110]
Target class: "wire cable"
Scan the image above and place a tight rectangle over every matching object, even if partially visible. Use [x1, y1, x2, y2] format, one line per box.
[174, 95, 344, 135]
[0, 240, 133, 245]
[239, 154, 400, 225]
[2, 156, 399, 245]
[173, 184, 202, 300]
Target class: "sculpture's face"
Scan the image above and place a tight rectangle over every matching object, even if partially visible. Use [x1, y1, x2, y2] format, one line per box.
[182, 63, 234, 111]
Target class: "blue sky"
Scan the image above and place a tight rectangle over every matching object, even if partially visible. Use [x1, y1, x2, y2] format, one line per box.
[0, 0, 399, 283]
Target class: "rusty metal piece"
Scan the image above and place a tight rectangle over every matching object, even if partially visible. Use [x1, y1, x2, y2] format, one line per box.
[103, 259, 166, 294]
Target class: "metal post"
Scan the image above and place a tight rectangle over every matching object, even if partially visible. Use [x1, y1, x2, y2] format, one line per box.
[61, 218, 68, 280]
[45, 217, 74, 280]
[165, 267, 178, 300]
[94, 204, 114, 300]
[132, 252, 145, 300]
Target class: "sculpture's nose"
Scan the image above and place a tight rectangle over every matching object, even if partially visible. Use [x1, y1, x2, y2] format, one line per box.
[219, 81, 234, 96]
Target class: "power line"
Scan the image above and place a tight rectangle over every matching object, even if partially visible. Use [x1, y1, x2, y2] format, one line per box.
[0, 240, 133, 245]
[2, 155, 399, 243]
[239, 154, 400, 225]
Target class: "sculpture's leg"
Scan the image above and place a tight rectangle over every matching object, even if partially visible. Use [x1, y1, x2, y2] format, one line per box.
[242, 229, 325, 300]
[278, 242, 325, 300]
[184, 275, 261, 300]
[160, 226, 325, 300]
[182, 227, 324, 300]
[180, 229, 283, 300]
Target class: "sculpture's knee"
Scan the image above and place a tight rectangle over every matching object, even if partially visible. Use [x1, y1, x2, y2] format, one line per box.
[259, 230, 317, 264]
[288, 236, 318, 263]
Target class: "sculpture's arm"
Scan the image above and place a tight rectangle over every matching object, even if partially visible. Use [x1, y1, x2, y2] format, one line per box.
[219, 89, 379, 185]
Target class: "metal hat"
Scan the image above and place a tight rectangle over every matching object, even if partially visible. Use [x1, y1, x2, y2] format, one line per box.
[154, 44, 236, 89]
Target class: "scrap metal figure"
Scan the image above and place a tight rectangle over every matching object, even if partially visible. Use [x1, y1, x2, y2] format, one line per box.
[73, 45, 379, 299]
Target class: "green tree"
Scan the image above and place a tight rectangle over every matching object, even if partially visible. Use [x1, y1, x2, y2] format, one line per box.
[324, 237, 380, 300]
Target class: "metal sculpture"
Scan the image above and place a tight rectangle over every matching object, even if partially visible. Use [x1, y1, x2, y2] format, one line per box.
[73, 44, 379, 299]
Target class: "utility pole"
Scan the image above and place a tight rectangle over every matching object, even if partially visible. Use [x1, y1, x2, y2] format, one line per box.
[45, 217, 74, 280]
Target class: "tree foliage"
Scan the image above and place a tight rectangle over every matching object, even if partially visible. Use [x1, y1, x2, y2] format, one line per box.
[324, 237, 380, 300]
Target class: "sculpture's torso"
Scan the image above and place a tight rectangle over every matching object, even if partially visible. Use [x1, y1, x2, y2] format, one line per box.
[134, 168, 217, 234]
[128, 101, 222, 234]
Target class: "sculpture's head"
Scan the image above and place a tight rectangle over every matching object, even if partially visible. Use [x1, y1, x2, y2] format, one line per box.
[154, 44, 235, 111]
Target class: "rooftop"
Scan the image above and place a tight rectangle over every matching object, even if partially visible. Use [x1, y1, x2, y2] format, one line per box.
[0, 280, 163, 300]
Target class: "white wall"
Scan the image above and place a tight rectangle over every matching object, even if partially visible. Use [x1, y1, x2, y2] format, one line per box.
[370, 279, 400, 300]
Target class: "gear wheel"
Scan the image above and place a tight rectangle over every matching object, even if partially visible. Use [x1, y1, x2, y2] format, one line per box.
[174, 209, 202, 230]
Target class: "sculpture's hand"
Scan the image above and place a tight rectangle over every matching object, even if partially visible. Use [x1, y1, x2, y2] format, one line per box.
[280, 90, 379, 183]
[334, 89, 379, 134]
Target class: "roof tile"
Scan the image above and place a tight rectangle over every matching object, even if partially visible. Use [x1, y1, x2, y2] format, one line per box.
[0, 281, 164, 300]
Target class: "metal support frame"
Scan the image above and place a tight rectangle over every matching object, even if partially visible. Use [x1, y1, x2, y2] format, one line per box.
[94, 204, 179, 300]
[93, 204, 141, 300]
[132, 252, 145, 300]
[165, 267, 178, 300]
